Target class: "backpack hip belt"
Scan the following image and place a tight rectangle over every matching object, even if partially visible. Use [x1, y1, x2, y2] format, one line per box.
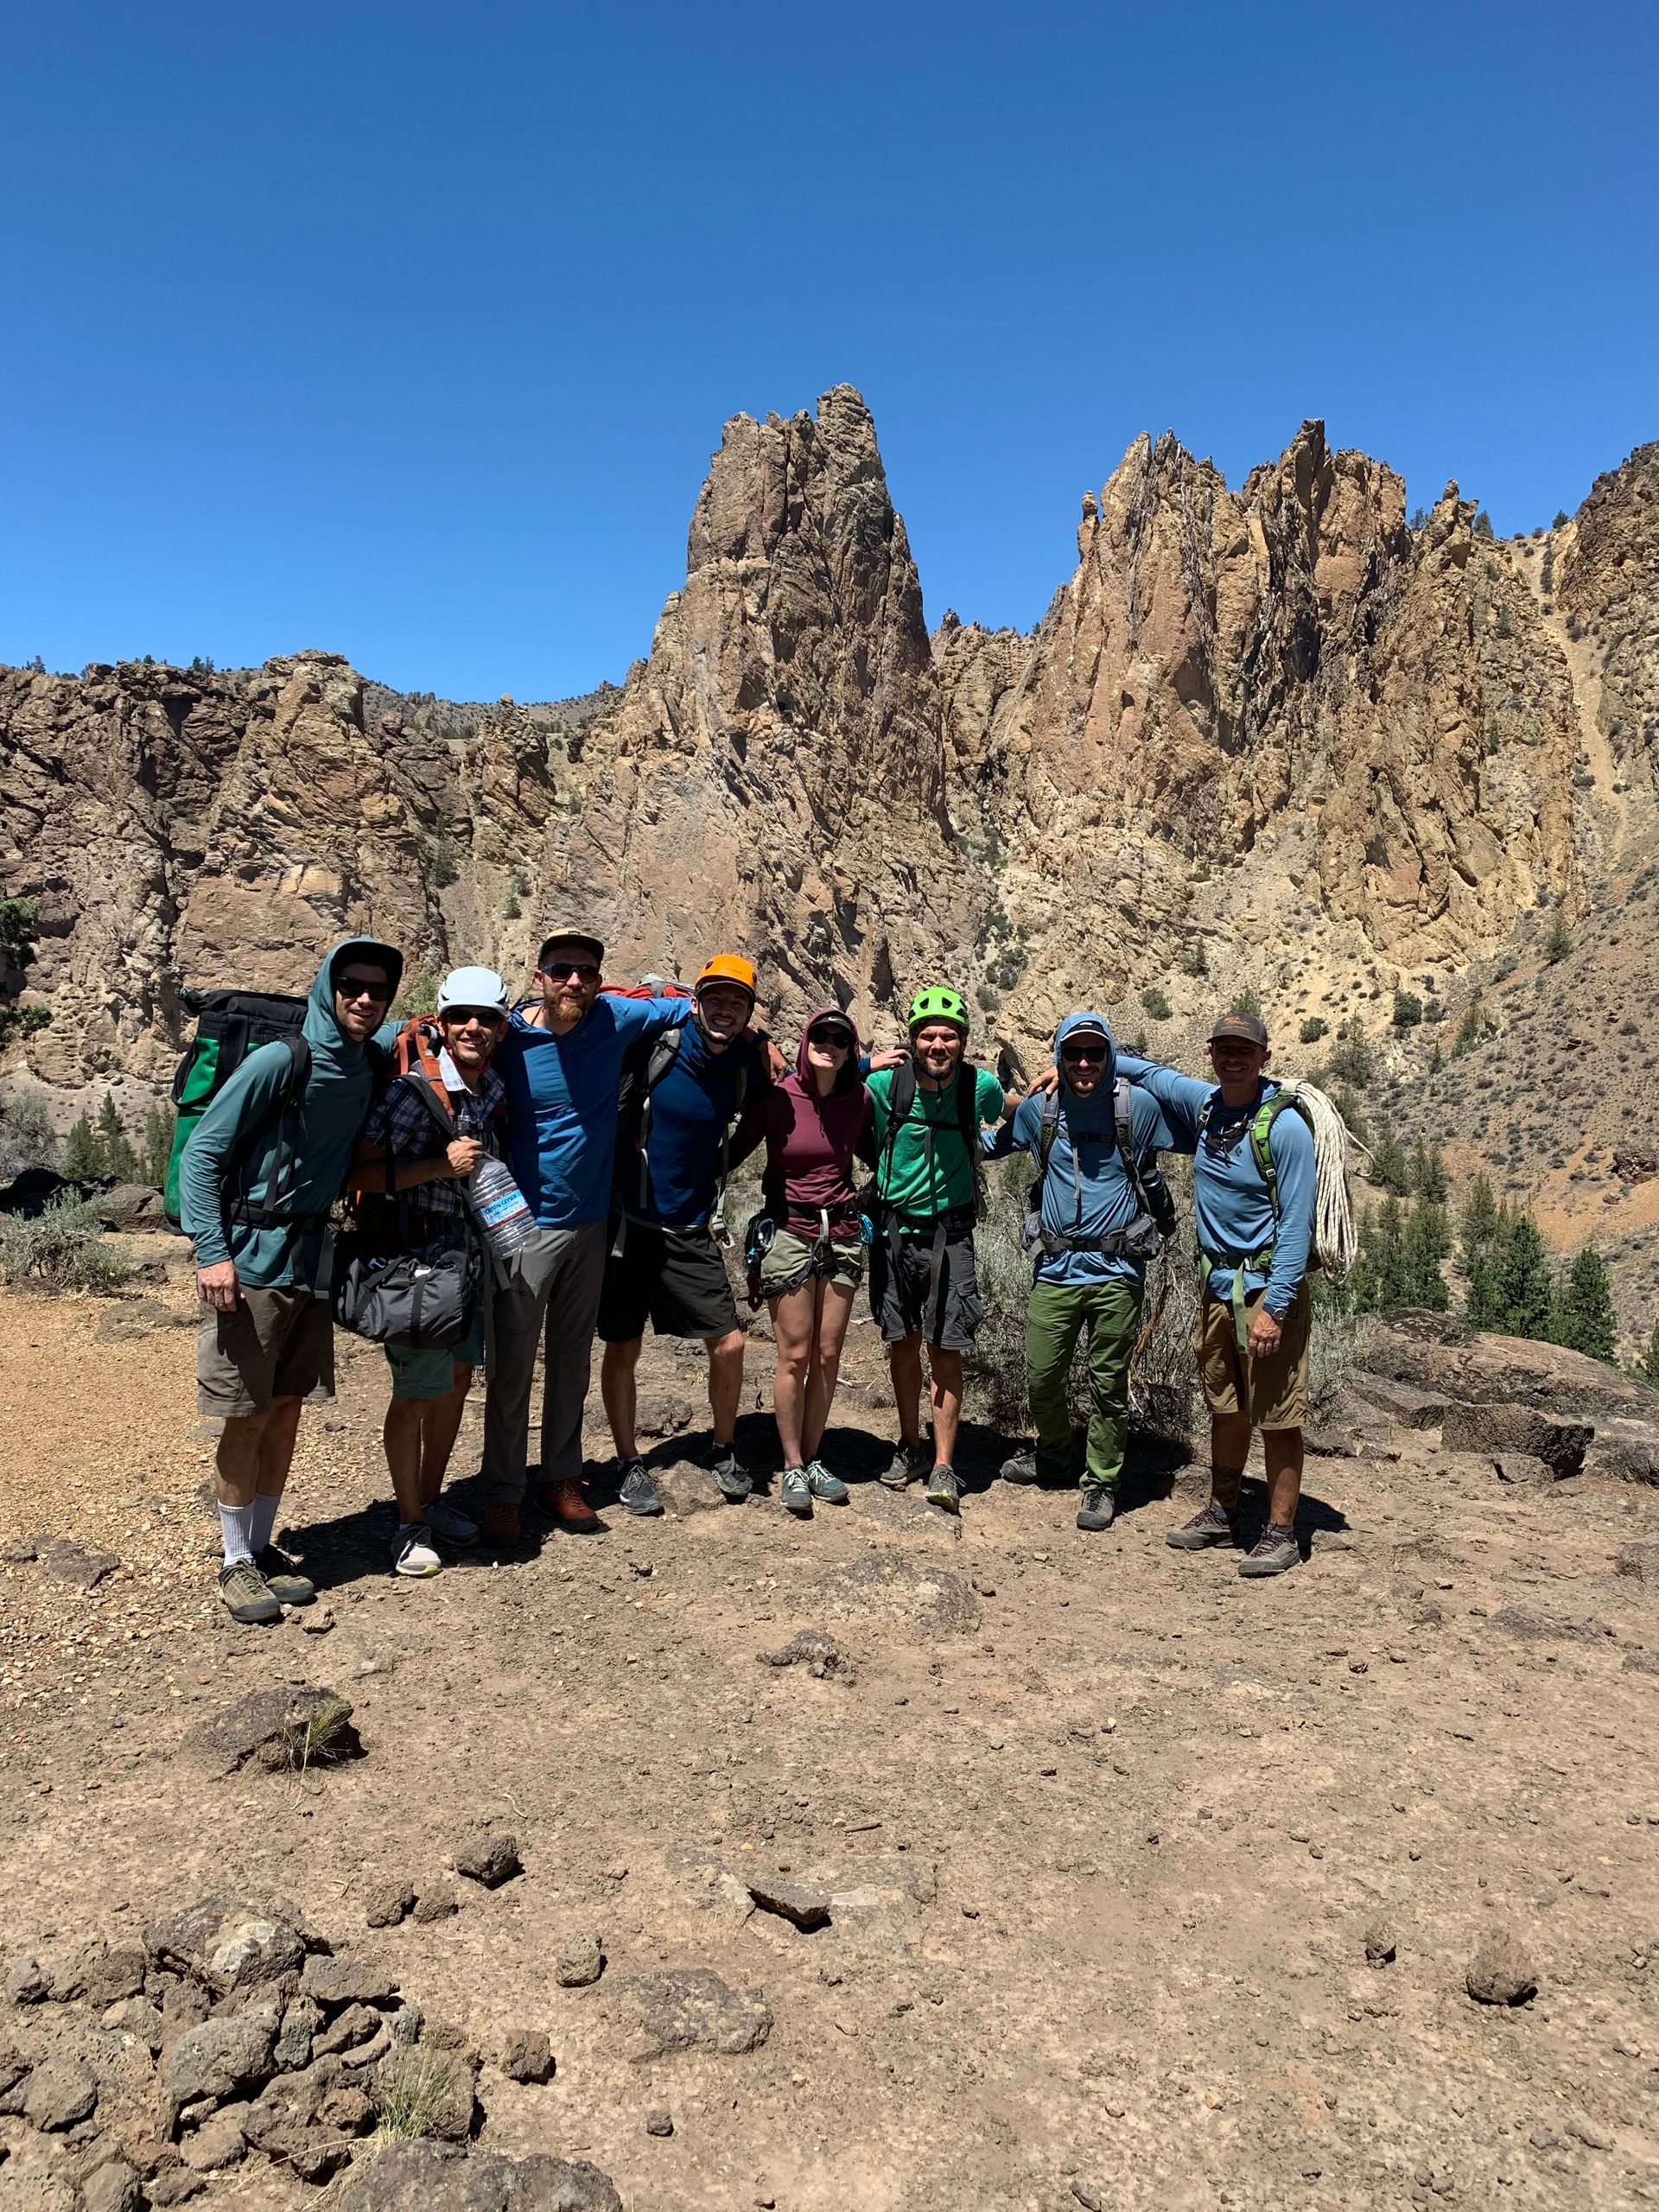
[1198, 1243, 1281, 1360]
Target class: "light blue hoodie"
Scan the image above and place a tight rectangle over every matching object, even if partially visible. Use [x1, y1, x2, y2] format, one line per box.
[180, 936, 404, 1287]
[984, 1014, 1172, 1287]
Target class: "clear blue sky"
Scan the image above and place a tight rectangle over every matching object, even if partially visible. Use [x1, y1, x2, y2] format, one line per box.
[3, 1, 1653, 702]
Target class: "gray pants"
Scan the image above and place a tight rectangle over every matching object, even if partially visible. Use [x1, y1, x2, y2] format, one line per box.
[482, 1219, 608, 1503]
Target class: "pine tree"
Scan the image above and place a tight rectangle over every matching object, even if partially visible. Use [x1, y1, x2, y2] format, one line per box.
[1552, 1247, 1617, 1363]
[96, 1091, 139, 1181]
[64, 1113, 101, 1179]
[141, 1103, 176, 1188]
[1644, 1317, 1659, 1389]
[1371, 1132, 1411, 1195]
[1409, 1143, 1448, 1204]
[1402, 1198, 1452, 1312]
[1351, 1198, 1408, 1314]
[1491, 1212, 1554, 1340]
[1459, 1174, 1505, 1327]
[1544, 910, 1571, 963]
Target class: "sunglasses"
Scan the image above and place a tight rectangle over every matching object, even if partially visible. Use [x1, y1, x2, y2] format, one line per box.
[543, 961, 600, 982]
[808, 1028, 854, 1049]
[1061, 1044, 1107, 1064]
[338, 979, 391, 1004]
[443, 1007, 505, 1027]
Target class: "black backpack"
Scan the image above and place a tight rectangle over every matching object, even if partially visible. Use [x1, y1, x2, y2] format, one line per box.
[163, 991, 311, 1228]
[880, 1055, 984, 1222]
[614, 1019, 750, 1238]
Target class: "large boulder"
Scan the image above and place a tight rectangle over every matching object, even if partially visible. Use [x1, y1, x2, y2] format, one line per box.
[332, 2141, 621, 2212]
[1361, 1315, 1659, 1423]
[143, 1897, 309, 1996]
[1439, 1402, 1593, 1476]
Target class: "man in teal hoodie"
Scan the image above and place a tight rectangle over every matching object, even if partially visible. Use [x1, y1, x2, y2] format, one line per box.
[181, 936, 403, 1624]
[986, 1014, 1171, 1531]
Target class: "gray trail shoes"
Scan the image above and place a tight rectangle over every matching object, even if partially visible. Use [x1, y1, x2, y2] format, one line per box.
[1239, 1524, 1300, 1578]
[923, 1464, 962, 1515]
[1000, 1452, 1040, 1485]
[880, 1440, 931, 1491]
[218, 1560, 281, 1625]
[1166, 1499, 1237, 1551]
[780, 1465, 812, 1516]
[702, 1443, 753, 1503]
[618, 1459, 664, 1516]
[254, 1546, 315, 1605]
[1076, 1488, 1116, 1533]
[805, 1460, 848, 1505]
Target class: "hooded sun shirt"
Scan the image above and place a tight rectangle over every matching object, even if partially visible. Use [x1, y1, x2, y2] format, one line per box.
[760, 1007, 876, 1243]
[180, 936, 404, 1287]
[983, 1013, 1172, 1287]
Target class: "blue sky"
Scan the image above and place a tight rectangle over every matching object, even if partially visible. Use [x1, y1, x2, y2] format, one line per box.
[3, 1, 1653, 702]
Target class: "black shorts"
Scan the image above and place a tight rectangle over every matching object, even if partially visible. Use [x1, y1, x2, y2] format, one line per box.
[597, 1218, 740, 1343]
[869, 1215, 982, 1351]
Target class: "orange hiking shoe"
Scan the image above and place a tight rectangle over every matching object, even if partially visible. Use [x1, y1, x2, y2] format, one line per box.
[538, 1479, 602, 1534]
[482, 1501, 522, 1541]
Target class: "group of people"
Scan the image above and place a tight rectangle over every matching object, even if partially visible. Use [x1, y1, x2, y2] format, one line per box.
[177, 928, 1319, 1625]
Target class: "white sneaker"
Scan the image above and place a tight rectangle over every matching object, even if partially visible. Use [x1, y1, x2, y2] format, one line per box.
[392, 1525, 442, 1577]
[425, 1495, 480, 1547]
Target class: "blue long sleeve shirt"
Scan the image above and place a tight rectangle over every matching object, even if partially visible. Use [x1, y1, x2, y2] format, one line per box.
[982, 1014, 1172, 1287]
[618, 1020, 766, 1230]
[1111, 1054, 1315, 1315]
[493, 993, 691, 1229]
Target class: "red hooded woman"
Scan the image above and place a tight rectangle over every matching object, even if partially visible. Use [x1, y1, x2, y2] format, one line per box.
[753, 1007, 883, 1516]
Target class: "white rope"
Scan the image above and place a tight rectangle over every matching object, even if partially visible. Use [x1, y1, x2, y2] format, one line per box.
[1278, 1077, 1369, 1274]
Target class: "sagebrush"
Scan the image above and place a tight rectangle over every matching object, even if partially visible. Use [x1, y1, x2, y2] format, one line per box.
[0, 1193, 137, 1294]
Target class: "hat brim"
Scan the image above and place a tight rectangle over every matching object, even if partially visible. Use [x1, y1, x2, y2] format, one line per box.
[537, 931, 605, 967]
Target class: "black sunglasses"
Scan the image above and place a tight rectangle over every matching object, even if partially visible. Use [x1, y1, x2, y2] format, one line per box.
[443, 1007, 505, 1027]
[338, 978, 391, 1004]
[1061, 1044, 1108, 1064]
[542, 960, 600, 982]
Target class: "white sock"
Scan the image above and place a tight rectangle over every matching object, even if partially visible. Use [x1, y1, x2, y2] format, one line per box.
[219, 1503, 257, 1566]
[249, 1494, 280, 1554]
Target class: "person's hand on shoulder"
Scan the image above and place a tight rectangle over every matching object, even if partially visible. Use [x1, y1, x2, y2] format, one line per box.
[866, 1047, 909, 1071]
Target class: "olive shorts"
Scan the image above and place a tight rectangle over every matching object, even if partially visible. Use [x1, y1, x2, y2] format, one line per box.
[197, 1287, 334, 1420]
[758, 1228, 865, 1298]
[1195, 1281, 1311, 1431]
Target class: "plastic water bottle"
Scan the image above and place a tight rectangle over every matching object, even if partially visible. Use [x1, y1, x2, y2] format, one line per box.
[469, 1156, 534, 1259]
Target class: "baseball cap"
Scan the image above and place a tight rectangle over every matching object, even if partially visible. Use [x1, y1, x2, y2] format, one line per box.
[436, 966, 510, 1015]
[1209, 1009, 1269, 1047]
[807, 1011, 856, 1041]
[537, 926, 604, 969]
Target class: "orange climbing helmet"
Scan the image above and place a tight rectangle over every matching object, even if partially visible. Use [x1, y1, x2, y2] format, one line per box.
[695, 953, 757, 1003]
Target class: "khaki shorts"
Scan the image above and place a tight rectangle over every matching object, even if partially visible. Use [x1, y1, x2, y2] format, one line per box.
[1196, 1281, 1311, 1431]
[198, 1287, 334, 1420]
[758, 1227, 865, 1299]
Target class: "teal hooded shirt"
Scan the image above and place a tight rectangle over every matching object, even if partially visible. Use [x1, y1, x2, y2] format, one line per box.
[179, 937, 404, 1287]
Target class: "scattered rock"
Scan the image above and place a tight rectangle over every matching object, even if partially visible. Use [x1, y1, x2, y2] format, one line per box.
[1466, 1932, 1538, 2006]
[756, 1630, 852, 1681]
[1491, 1605, 1610, 1644]
[633, 1390, 694, 1440]
[96, 1295, 190, 1343]
[0, 2033, 30, 2094]
[804, 1554, 980, 1639]
[1344, 1373, 1452, 1429]
[317, 2084, 376, 2135]
[1440, 1402, 1592, 1476]
[451, 1829, 521, 1888]
[315, 2002, 385, 2059]
[80, 2160, 145, 2212]
[1586, 1417, 1659, 1486]
[6, 1954, 48, 2005]
[1070, 2184, 1104, 2212]
[371, 2044, 480, 2142]
[144, 1897, 308, 1996]
[301, 1955, 398, 2009]
[0, 1536, 39, 1562]
[1491, 1453, 1558, 1489]
[746, 1872, 831, 1931]
[848, 1479, 964, 1541]
[1303, 1427, 1360, 1458]
[162, 2007, 279, 2108]
[1361, 1320, 1652, 1421]
[365, 1881, 417, 1929]
[411, 1882, 460, 1925]
[1614, 1542, 1659, 1586]
[180, 2110, 247, 2171]
[553, 1935, 604, 1989]
[663, 1846, 757, 1926]
[300, 1608, 337, 1637]
[334, 2140, 621, 2212]
[184, 1688, 359, 1778]
[22, 2053, 99, 2131]
[1623, 1649, 1659, 1676]
[619, 1968, 772, 2058]
[146, 2173, 207, 2205]
[101, 1996, 164, 2050]
[54, 1939, 148, 2008]
[38, 1539, 120, 1591]
[273, 1993, 321, 2072]
[500, 2029, 554, 2083]
[653, 1461, 728, 1516]
[645, 2107, 674, 2138]
[1363, 1925, 1397, 1967]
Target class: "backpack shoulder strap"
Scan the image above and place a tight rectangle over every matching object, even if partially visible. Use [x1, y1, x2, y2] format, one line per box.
[1038, 1086, 1062, 1172]
[957, 1063, 983, 1218]
[1112, 1075, 1134, 1158]
[880, 1058, 918, 1190]
[644, 1028, 683, 1093]
[1249, 1088, 1301, 1225]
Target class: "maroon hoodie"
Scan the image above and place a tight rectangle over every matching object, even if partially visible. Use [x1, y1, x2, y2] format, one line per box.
[760, 1007, 876, 1242]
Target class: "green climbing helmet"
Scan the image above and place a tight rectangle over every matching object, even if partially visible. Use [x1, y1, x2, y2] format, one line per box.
[906, 985, 969, 1037]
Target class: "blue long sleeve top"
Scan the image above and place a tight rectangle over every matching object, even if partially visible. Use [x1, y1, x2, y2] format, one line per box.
[1111, 1053, 1316, 1315]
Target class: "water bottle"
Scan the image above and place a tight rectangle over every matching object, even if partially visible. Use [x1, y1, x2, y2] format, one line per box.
[469, 1155, 535, 1259]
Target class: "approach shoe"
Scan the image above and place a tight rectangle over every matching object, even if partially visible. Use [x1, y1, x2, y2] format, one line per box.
[1238, 1524, 1300, 1579]
[780, 1465, 812, 1516]
[1166, 1499, 1237, 1551]
[1000, 1451, 1040, 1485]
[923, 1463, 962, 1516]
[703, 1444, 753, 1503]
[482, 1501, 522, 1543]
[254, 1545, 315, 1605]
[1076, 1487, 1116, 1533]
[618, 1458, 664, 1517]
[425, 1495, 480, 1548]
[880, 1440, 931, 1491]
[805, 1459, 849, 1505]
[539, 1478, 603, 1534]
[218, 1559, 282, 1626]
[393, 1525, 442, 1577]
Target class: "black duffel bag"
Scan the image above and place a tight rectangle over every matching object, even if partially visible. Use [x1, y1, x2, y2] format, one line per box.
[331, 1234, 480, 1351]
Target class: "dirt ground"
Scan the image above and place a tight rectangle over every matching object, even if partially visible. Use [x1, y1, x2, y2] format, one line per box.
[3, 1241, 1659, 2210]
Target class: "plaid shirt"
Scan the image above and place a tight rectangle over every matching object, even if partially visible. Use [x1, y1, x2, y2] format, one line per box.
[362, 1057, 505, 1255]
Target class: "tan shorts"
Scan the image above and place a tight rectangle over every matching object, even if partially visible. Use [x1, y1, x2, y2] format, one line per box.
[758, 1227, 865, 1298]
[1195, 1281, 1311, 1431]
[197, 1287, 335, 1420]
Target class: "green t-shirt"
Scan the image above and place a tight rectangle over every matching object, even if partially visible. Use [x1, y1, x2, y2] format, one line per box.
[868, 1064, 1006, 1219]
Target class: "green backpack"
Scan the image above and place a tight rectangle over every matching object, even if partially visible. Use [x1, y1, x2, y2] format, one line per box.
[162, 990, 311, 1228]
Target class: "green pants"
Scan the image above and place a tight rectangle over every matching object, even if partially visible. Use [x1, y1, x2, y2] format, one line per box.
[1026, 1277, 1142, 1492]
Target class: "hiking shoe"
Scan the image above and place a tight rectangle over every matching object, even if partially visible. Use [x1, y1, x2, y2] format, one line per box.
[425, 1496, 480, 1548]
[703, 1444, 752, 1503]
[1000, 1451, 1040, 1485]
[254, 1545, 315, 1605]
[1166, 1499, 1237, 1551]
[1077, 1487, 1116, 1533]
[1239, 1524, 1300, 1579]
[539, 1479, 603, 1534]
[217, 1560, 281, 1625]
[880, 1440, 930, 1491]
[618, 1459, 664, 1517]
[482, 1501, 522, 1543]
[805, 1459, 849, 1505]
[780, 1465, 812, 1516]
[923, 1463, 961, 1515]
[392, 1525, 442, 1577]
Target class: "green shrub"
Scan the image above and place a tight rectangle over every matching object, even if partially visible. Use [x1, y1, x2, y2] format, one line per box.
[1179, 939, 1209, 978]
[1370, 1133, 1412, 1195]
[1299, 1016, 1328, 1046]
[0, 1084, 57, 1179]
[1392, 990, 1422, 1029]
[1141, 986, 1172, 1021]
[96, 1093, 139, 1181]
[1544, 910, 1570, 963]
[1552, 509, 1568, 530]
[1643, 1316, 1659, 1389]
[426, 835, 461, 890]
[1473, 509, 1495, 540]
[0, 1194, 137, 1294]
[1326, 1020, 1376, 1089]
[0, 899, 51, 1048]
[1232, 987, 1262, 1018]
